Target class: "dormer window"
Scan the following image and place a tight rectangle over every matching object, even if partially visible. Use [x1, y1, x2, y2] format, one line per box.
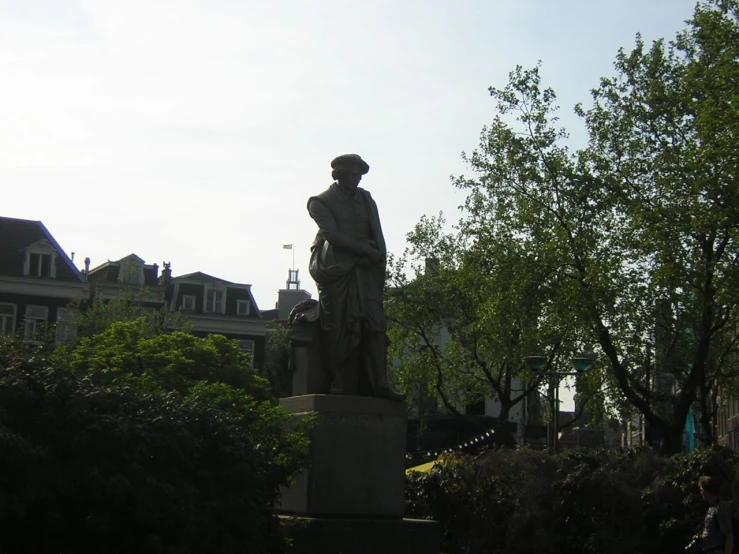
[29, 253, 52, 277]
[237, 300, 250, 316]
[118, 259, 145, 286]
[182, 295, 196, 312]
[23, 240, 57, 278]
[205, 289, 224, 313]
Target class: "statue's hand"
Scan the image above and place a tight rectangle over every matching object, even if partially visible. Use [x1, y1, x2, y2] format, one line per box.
[362, 245, 383, 265]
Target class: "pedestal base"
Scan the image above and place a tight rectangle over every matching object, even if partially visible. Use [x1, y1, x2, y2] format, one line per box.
[280, 516, 440, 554]
[278, 395, 407, 517]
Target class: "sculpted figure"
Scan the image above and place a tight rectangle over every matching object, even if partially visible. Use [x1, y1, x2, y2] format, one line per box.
[307, 154, 404, 401]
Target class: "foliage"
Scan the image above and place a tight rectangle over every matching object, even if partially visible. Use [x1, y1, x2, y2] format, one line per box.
[69, 286, 187, 342]
[387, 219, 603, 434]
[406, 446, 739, 554]
[572, 0, 739, 450]
[52, 318, 311, 488]
[0, 349, 289, 554]
[58, 319, 268, 397]
[262, 321, 292, 398]
[407, 0, 739, 453]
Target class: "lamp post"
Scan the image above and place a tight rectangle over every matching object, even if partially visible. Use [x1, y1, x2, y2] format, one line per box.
[523, 355, 594, 453]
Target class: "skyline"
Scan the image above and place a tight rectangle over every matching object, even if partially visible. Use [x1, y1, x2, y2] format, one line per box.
[2, 0, 699, 314]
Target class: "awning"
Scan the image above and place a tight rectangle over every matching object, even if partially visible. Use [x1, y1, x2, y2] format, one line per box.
[405, 459, 440, 474]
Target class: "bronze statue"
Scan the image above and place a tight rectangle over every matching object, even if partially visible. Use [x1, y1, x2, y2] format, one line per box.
[307, 154, 404, 401]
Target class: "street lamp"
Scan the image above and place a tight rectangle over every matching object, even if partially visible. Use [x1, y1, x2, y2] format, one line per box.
[523, 355, 594, 453]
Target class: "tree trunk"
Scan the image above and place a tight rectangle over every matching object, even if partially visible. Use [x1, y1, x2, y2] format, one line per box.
[494, 401, 517, 448]
[658, 422, 685, 456]
[699, 382, 715, 447]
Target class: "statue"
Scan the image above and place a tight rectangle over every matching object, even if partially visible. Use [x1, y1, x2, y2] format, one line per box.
[307, 154, 405, 402]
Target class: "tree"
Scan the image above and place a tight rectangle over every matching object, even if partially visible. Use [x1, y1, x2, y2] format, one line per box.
[69, 285, 185, 342]
[386, 213, 601, 441]
[54, 318, 311, 482]
[262, 320, 293, 398]
[0, 347, 291, 553]
[574, 0, 739, 451]
[450, 0, 739, 454]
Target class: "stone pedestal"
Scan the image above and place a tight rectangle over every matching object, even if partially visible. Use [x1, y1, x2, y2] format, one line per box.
[278, 394, 439, 553]
[291, 339, 327, 396]
[278, 394, 407, 517]
[280, 516, 440, 554]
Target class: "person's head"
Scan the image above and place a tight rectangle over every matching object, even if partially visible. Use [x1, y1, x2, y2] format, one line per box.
[699, 475, 722, 504]
[330, 154, 369, 188]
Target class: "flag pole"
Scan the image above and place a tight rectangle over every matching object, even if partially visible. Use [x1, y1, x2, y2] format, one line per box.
[283, 243, 295, 271]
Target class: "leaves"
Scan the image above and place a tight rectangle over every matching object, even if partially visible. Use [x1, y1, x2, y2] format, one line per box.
[399, 0, 739, 453]
[406, 446, 739, 554]
[0, 352, 289, 553]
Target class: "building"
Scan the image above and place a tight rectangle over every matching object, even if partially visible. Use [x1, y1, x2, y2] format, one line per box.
[717, 396, 739, 449]
[261, 268, 312, 322]
[0, 216, 88, 343]
[167, 271, 267, 368]
[86, 256, 268, 366]
[1, 216, 269, 367]
[86, 254, 169, 310]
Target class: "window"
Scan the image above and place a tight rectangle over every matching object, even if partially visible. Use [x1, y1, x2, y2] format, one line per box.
[205, 290, 224, 313]
[238, 340, 254, 353]
[0, 303, 17, 337]
[25, 253, 54, 278]
[182, 295, 196, 312]
[236, 300, 250, 316]
[23, 240, 57, 278]
[239, 340, 255, 368]
[24, 305, 48, 340]
[55, 308, 76, 345]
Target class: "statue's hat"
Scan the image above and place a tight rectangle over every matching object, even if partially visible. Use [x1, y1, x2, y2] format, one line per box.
[330, 154, 370, 175]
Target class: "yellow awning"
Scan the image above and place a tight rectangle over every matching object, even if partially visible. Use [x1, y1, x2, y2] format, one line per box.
[405, 460, 440, 474]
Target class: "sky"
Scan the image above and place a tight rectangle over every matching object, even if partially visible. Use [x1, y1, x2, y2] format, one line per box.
[2, 0, 700, 317]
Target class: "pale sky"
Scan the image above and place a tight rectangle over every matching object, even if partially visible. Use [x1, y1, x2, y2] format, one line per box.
[2, 0, 698, 314]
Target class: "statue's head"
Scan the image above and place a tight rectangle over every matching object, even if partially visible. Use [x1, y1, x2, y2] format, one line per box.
[331, 154, 369, 187]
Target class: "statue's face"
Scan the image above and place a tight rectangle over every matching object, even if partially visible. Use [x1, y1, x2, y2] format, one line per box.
[339, 166, 363, 188]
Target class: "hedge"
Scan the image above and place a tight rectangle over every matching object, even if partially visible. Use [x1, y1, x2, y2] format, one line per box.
[406, 446, 739, 554]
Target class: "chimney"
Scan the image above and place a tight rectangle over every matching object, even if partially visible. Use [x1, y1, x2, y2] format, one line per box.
[71, 252, 75, 263]
[159, 261, 172, 285]
[152, 263, 159, 281]
[84, 257, 91, 278]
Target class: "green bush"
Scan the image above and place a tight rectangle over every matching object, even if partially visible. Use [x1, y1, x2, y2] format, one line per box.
[0, 351, 289, 554]
[406, 447, 739, 554]
[52, 319, 311, 486]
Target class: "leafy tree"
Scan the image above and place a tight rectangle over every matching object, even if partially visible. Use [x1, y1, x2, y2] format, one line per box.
[447, 0, 739, 454]
[68, 286, 185, 342]
[386, 213, 602, 440]
[573, 0, 739, 451]
[54, 318, 311, 483]
[262, 320, 293, 398]
[0, 347, 290, 554]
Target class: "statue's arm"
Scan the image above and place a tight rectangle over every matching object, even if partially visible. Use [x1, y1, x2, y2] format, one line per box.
[308, 199, 375, 257]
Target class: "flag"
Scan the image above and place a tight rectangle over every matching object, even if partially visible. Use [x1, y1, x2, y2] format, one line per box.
[282, 244, 293, 250]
